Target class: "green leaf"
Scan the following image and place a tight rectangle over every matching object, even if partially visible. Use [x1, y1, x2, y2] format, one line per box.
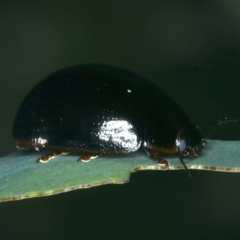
[0, 140, 239, 202]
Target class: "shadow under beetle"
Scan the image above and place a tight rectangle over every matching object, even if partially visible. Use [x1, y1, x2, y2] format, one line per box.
[12, 64, 238, 172]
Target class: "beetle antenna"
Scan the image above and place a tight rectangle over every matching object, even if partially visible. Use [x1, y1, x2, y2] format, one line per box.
[203, 117, 238, 142]
[179, 156, 191, 178]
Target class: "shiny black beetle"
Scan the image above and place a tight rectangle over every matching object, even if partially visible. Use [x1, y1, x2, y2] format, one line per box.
[12, 64, 236, 170]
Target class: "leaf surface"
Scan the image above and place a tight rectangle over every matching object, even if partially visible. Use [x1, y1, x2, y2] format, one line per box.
[0, 140, 239, 202]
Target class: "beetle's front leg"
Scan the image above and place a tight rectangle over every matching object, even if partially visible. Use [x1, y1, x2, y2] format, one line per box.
[145, 148, 169, 169]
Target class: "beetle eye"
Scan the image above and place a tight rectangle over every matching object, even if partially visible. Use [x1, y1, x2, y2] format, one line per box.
[175, 139, 187, 153]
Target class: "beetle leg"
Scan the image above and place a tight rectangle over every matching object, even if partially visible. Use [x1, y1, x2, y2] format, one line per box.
[145, 149, 169, 169]
[78, 154, 99, 163]
[61, 151, 69, 155]
[37, 150, 68, 163]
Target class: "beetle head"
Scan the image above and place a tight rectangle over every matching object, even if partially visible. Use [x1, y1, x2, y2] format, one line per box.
[176, 117, 238, 177]
[176, 122, 203, 158]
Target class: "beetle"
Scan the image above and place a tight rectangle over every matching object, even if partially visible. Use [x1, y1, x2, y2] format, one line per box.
[12, 64, 237, 172]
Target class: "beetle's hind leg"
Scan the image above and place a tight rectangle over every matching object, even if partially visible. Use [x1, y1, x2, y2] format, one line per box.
[145, 149, 169, 169]
[37, 150, 68, 163]
[37, 150, 98, 163]
[78, 154, 99, 162]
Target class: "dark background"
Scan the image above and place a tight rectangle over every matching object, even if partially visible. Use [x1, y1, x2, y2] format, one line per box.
[1, 1, 240, 239]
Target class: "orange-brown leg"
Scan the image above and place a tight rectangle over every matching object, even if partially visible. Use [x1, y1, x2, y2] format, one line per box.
[37, 150, 68, 163]
[78, 154, 99, 163]
[145, 149, 169, 169]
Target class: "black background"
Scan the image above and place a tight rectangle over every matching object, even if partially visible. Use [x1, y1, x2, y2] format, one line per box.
[1, 1, 240, 239]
